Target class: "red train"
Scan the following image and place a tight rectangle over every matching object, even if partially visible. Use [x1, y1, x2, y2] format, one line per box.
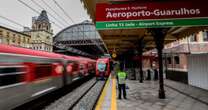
[0, 44, 96, 110]
[96, 58, 111, 79]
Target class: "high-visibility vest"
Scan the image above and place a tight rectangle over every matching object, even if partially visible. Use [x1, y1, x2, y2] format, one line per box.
[117, 71, 127, 84]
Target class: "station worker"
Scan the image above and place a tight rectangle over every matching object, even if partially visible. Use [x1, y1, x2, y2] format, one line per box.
[116, 63, 127, 99]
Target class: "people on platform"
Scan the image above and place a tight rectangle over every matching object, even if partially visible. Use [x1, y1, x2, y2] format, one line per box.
[145, 68, 159, 81]
[116, 63, 127, 99]
[146, 69, 151, 80]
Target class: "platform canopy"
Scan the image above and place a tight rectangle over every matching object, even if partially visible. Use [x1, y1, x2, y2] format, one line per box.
[81, 0, 208, 56]
[53, 21, 107, 57]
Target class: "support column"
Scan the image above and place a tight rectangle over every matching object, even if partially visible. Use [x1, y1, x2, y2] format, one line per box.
[152, 28, 167, 99]
[164, 53, 168, 80]
[138, 38, 144, 83]
[132, 51, 137, 80]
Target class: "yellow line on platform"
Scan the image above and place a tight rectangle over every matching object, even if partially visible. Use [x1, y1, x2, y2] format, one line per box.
[111, 78, 117, 110]
[95, 76, 110, 110]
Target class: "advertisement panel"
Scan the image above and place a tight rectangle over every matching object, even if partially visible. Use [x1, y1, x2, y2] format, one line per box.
[96, 1, 208, 30]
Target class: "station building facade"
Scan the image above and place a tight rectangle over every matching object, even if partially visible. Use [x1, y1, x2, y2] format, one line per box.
[143, 30, 208, 84]
[0, 10, 53, 52]
[163, 30, 208, 83]
[164, 31, 208, 70]
[0, 26, 31, 48]
[24, 10, 53, 52]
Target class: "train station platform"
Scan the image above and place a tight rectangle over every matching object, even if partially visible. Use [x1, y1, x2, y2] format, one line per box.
[95, 76, 208, 110]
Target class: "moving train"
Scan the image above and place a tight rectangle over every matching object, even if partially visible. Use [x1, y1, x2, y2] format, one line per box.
[96, 58, 111, 79]
[0, 44, 96, 110]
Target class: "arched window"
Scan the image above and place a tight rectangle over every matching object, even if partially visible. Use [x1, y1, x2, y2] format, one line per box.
[38, 24, 41, 29]
[46, 26, 49, 31]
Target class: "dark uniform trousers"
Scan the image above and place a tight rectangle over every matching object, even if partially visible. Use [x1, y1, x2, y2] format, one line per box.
[118, 84, 126, 99]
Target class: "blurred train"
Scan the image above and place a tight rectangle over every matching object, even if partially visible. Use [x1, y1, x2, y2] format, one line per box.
[95, 58, 111, 80]
[0, 44, 96, 110]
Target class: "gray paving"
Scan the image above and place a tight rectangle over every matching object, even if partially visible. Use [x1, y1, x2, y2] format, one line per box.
[117, 80, 208, 110]
[165, 79, 208, 105]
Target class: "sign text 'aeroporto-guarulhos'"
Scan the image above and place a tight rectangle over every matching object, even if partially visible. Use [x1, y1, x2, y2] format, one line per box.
[106, 8, 200, 19]
[96, 1, 208, 29]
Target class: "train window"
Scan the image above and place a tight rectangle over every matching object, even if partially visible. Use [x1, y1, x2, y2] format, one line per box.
[0, 66, 25, 87]
[88, 63, 93, 70]
[72, 63, 79, 71]
[98, 62, 107, 72]
[80, 64, 84, 70]
[0, 67, 22, 74]
[34, 64, 52, 79]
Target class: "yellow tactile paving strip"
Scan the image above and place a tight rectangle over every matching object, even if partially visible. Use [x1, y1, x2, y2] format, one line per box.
[95, 76, 110, 110]
[111, 78, 117, 110]
[95, 75, 117, 110]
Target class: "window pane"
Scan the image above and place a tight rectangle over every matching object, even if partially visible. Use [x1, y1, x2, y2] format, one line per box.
[174, 56, 180, 64]
[77, 25, 83, 31]
[190, 34, 197, 42]
[35, 64, 52, 79]
[167, 57, 171, 64]
[0, 66, 25, 86]
[203, 31, 208, 41]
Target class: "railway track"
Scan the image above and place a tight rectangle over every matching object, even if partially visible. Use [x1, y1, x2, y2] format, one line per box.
[44, 78, 106, 110]
[13, 75, 106, 110]
[72, 79, 105, 110]
[13, 75, 93, 110]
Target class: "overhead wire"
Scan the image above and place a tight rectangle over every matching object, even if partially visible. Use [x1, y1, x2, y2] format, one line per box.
[0, 15, 26, 28]
[16, 0, 100, 56]
[52, 0, 105, 54]
[17, 0, 63, 29]
[30, 0, 44, 11]
[17, 0, 39, 14]
[16, 0, 91, 56]
[0, 21, 23, 31]
[41, 0, 71, 25]
[52, 0, 75, 23]
[30, 0, 66, 28]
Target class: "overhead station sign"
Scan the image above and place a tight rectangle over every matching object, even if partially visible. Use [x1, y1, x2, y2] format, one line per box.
[96, 1, 208, 30]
